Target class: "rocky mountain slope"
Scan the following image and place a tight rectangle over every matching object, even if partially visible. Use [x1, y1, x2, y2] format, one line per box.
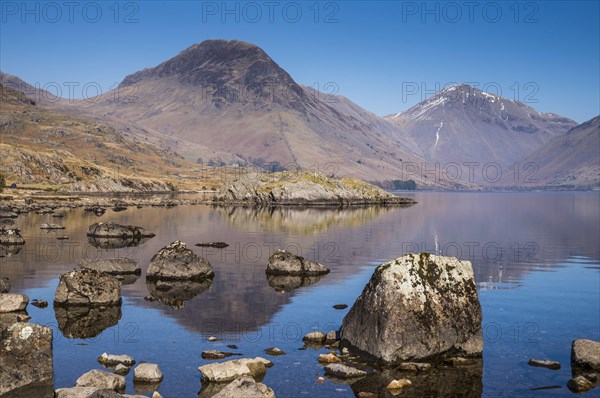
[0, 84, 221, 192]
[506, 115, 599, 189]
[386, 84, 577, 184]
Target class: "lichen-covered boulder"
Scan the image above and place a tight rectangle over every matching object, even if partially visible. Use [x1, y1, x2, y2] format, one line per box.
[54, 269, 122, 307]
[198, 357, 269, 383]
[266, 249, 330, 276]
[0, 293, 28, 313]
[340, 253, 483, 364]
[0, 323, 54, 397]
[75, 369, 125, 392]
[87, 222, 155, 239]
[147, 241, 214, 281]
[571, 339, 600, 372]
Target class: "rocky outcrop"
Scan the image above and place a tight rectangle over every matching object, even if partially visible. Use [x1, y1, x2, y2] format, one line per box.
[75, 369, 126, 392]
[147, 241, 214, 281]
[54, 269, 122, 307]
[340, 253, 483, 364]
[0, 293, 28, 313]
[0, 323, 54, 398]
[212, 376, 276, 398]
[87, 222, 155, 239]
[198, 357, 269, 383]
[215, 171, 417, 206]
[266, 250, 329, 276]
[79, 258, 141, 275]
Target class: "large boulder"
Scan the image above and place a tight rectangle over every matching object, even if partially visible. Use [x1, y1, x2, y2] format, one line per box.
[266, 249, 330, 276]
[571, 339, 600, 372]
[87, 222, 155, 239]
[0, 323, 54, 398]
[212, 376, 276, 398]
[79, 258, 141, 275]
[133, 363, 163, 383]
[75, 369, 125, 392]
[340, 253, 483, 364]
[0, 293, 28, 313]
[198, 357, 269, 383]
[147, 241, 214, 281]
[54, 269, 122, 307]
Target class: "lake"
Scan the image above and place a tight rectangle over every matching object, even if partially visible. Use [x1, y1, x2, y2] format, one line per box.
[2, 192, 599, 397]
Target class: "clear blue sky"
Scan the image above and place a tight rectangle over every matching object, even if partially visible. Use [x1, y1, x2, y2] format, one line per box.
[1, 1, 598, 122]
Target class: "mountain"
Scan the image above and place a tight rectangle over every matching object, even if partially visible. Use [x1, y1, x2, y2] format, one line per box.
[53, 40, 460, 189]
[385, 84, 577, 183]
[0, 83, 221, 192]
[506, 115, 599, 189]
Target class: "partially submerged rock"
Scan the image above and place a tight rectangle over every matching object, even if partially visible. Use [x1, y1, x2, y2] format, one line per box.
[133, 363, 163, 383]
[196, 242, 229, 248]
[79, 258, 141, 275]
[41, 223, 65, 230]
[75, 369, 126, 392]
[212, 376, 276, 398]
[528, 358, 560, 370]
[147, 241, 214, 281]
[87, 222, 155, 239]
[202, 350, 242, 360]
[0, 277, 9, 293]
[266, 249, 329, 276]
[0, 323, 54, 398]
[324, 363, 367, 379]
[198, 357, 269, 383]
[54, 269, 122, 307]
[0, 226, 25, 245]
[567, 375, 595, 393]
[571, 339, 600, 373]
[0, 293, 28, 313]
[340, 253, 483, 365]
[303, 331, 327, 343]
[98, 353, 136, 367]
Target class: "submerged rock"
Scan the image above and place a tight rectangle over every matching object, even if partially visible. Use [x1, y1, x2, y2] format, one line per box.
[202, 350, 242, 360]
[266, 249, 330, 276]
[147, 241, 214, 281]
[212, 376, 276, 398]
[264, 347, 285, 356]
[0, 293, 28, 313]
[0, 323, 54, 398]
[340, 253, 483, 365]
[324, 363, 367, 379]
[75, 369, 126, 392]
[198, 357, 269, 383]
[54, 269, 122, 307]
[87, 222, 155, 239]
[79, 258, 141, 275]
[567, 375, 595, 393]
[40, 223, 65, 230]
[196, 242, 229, 248]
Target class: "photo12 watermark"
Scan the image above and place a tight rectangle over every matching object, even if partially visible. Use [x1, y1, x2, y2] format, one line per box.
[200, 1, 340, 24]
[400, 1, 540, 24]
[1, 1, 140, 23]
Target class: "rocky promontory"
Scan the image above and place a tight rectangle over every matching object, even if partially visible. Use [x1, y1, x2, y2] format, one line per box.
[214, 171, 416, 206]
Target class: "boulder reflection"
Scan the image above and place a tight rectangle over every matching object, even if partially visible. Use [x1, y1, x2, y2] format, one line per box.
[266, 274, 327, 292]
[146, 279, 212, 309]
[87, 236, 151, 249]
[54, 306, 122, 339]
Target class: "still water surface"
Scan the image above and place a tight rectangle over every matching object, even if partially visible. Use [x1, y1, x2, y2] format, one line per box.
[2, 192, 599, 397]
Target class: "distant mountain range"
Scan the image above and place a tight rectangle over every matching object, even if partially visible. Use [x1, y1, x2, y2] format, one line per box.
[1, 39, 598, 190]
